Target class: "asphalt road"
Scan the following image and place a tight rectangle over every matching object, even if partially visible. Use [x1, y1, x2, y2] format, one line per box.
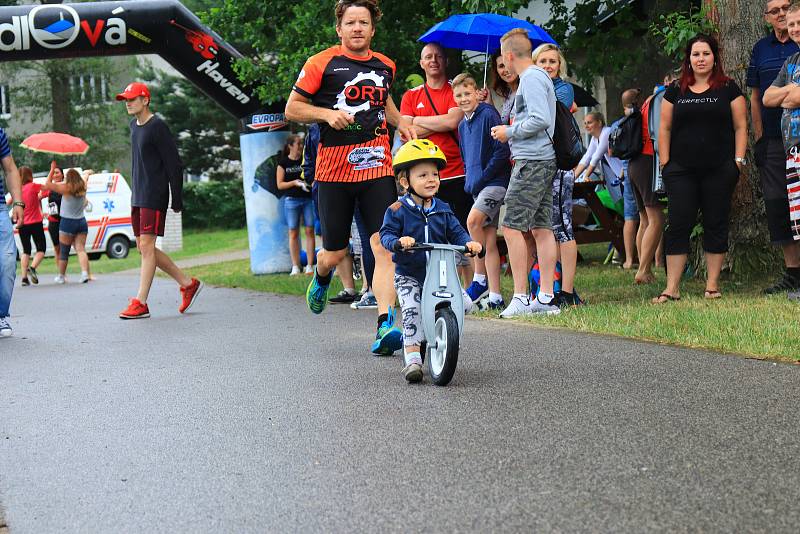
[1, 274, 799, 533]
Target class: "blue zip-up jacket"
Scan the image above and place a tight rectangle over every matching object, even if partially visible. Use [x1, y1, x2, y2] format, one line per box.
[380, 194, 471, 282]
[458, 102, 511, 196]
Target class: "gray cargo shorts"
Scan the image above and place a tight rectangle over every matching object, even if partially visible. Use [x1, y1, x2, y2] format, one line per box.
[472, 185, 506, 228]
[502, 159, 557, 231]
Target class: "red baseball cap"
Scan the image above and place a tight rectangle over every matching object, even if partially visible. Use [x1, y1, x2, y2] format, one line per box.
[116, 82, 151, 101]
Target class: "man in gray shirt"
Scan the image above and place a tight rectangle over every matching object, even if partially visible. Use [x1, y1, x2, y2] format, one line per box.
[491, 28, 559, 316]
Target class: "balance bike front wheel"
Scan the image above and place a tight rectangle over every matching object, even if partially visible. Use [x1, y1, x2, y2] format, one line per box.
[428, 307, 460, 386]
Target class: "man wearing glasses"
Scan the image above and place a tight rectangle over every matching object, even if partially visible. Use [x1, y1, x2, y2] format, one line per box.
[748, 0, 800, 294]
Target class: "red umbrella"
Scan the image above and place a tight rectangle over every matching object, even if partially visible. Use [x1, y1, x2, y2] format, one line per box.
[20, 132, 89, 156]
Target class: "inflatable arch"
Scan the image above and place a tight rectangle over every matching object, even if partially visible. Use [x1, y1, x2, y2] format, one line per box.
[0, 0, 291, 273]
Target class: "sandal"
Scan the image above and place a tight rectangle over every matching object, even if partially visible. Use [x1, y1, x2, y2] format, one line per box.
[704, 289, 722, 300]
[652, 293, 680, 304]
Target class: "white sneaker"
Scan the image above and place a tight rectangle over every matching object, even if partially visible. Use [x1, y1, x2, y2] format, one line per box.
[0, 317, 12, 338]
[499, 296, 533, 318]
[54, 274, 66, 284]
[304, 264, 314, 275]
[462, 289, 474, 314]
[80, 272, 90, 284]
[289, 265, 301, 276]
[530, 296, 561, 315]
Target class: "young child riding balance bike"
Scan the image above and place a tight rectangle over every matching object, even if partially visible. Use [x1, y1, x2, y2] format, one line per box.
[380, 139, 482, 383]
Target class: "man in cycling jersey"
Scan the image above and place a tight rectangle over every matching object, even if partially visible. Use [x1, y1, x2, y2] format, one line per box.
[285, 0, 415, 355]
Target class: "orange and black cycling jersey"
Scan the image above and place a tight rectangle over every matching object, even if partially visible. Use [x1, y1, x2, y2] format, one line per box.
[293, 46, 396, 183]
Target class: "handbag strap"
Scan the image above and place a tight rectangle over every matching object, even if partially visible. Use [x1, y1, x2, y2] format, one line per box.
[422, 83, 460, 146]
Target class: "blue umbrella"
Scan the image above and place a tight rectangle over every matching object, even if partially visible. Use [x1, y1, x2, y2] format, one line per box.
[419, 13, 556, 53]
[419, 13, 557, 87]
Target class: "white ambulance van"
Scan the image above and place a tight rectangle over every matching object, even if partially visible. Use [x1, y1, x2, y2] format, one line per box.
[10, 171, 135, 259]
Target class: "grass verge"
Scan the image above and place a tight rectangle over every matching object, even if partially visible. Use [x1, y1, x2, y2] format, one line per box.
[19, 228, 249, 276]
[184, 243, 800, 362]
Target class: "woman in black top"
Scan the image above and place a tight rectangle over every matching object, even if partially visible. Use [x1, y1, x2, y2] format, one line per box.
[46, 165, 64, 251]
[277, 134, 316, 275]
[654, 34, 747, 303]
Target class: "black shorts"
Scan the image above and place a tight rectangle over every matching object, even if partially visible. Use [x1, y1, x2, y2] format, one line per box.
[755, 136, 794, 244]
[436, 176, 473, 230]
[47, 219, 59, 248]
[316, 176, 397, 251]
[19, 222, 46, 255]
[628, 153, 665, 210]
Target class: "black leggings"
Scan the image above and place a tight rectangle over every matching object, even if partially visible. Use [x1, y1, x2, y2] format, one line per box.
[48, 219, 59, 250]
[663, 160, 739, 255]
[19, 223, 46, 255]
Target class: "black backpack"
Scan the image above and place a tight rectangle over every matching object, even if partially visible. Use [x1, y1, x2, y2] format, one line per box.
[608, 109, 643, 160]
[548, 101, 585, 171]
[252, 151, 285, 198]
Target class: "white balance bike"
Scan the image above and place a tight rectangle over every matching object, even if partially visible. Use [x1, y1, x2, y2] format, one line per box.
[396, 242, 483, 386]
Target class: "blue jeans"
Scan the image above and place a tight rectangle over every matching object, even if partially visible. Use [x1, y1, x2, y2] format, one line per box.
[0, 206, 17, 318]
[283, 196, 315, 230]
[622, 171, 640, 221]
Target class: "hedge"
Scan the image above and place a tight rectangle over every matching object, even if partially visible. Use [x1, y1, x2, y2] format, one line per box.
[182, 180, 246, 229]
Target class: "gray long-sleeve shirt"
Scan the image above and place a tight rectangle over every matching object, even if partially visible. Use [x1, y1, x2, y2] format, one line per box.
[506, 65, 556, 161]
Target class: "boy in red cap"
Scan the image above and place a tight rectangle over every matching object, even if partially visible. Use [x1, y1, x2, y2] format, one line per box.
[116, 82, 202, 319]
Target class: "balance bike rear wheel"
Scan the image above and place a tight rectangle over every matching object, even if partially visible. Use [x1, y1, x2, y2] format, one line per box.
[428, 307, 460, 386]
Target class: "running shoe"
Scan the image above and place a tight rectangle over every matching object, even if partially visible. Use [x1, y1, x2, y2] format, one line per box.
[402, 362, 423, 383]
[28, 266, 38, 284]
[530, 296, 561, 315]
[80, 272, 90, 284]
[119, 298, 150, 319]
[54, 274, 65, 284]
[21, 278, 30, 286]
[179, 278, 203, 313]
[499, 296, 533, 318]
[556, 291, 585, 308]
[350, 291, 377, 310]
[485, 297, 505, 310]
[304, 265, 314, 275]
[0, 317, 12, 338]
[371, 306, 402, 356]
[763, 272, 800, 294]
[290, 265, 301, 276]
[465, 279, 489, 302]
[330, 289, 358, 304]
[306, 270, 330, 314]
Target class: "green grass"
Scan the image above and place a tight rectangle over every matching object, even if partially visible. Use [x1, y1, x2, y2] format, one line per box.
[20, 228, 249, 276]
[184, 243, 800, 362]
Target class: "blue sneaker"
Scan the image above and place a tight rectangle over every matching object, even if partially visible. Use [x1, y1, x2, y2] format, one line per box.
[465, 280, 489, 302]
[306, 270, 330, 314]
[371, 306, 403, 356]
[486, 298, 505, 310]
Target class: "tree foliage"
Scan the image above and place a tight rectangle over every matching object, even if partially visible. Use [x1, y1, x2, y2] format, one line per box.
[137, 62, 241, 180]
[203, 0, 528, 105]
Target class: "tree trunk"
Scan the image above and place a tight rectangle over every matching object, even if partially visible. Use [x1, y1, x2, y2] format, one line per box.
[46, 61, 72, 133]
[705, 0, 779, 276]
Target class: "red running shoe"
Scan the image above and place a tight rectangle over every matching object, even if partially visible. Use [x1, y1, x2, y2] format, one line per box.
[179, 278, 203, 313]
[119, 298, 150, 319]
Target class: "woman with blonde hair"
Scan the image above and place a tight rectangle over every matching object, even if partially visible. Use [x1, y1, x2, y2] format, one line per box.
[45, 162, 91, 284]
[532, 43, 582, 306]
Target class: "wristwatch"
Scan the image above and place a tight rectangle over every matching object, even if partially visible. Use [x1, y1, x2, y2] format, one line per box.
[735, 157, 747, 166]
[12, 201, 25, 209]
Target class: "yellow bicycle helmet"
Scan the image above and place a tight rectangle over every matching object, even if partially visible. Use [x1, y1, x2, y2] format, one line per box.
[392, 138, 447, 173]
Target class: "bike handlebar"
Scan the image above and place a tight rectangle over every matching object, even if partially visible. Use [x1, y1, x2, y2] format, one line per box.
[393, 242, 486, 259]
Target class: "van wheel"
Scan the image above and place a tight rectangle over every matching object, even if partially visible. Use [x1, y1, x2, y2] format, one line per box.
[88, 252, 102, 261]
[107, 235, 130, 259]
